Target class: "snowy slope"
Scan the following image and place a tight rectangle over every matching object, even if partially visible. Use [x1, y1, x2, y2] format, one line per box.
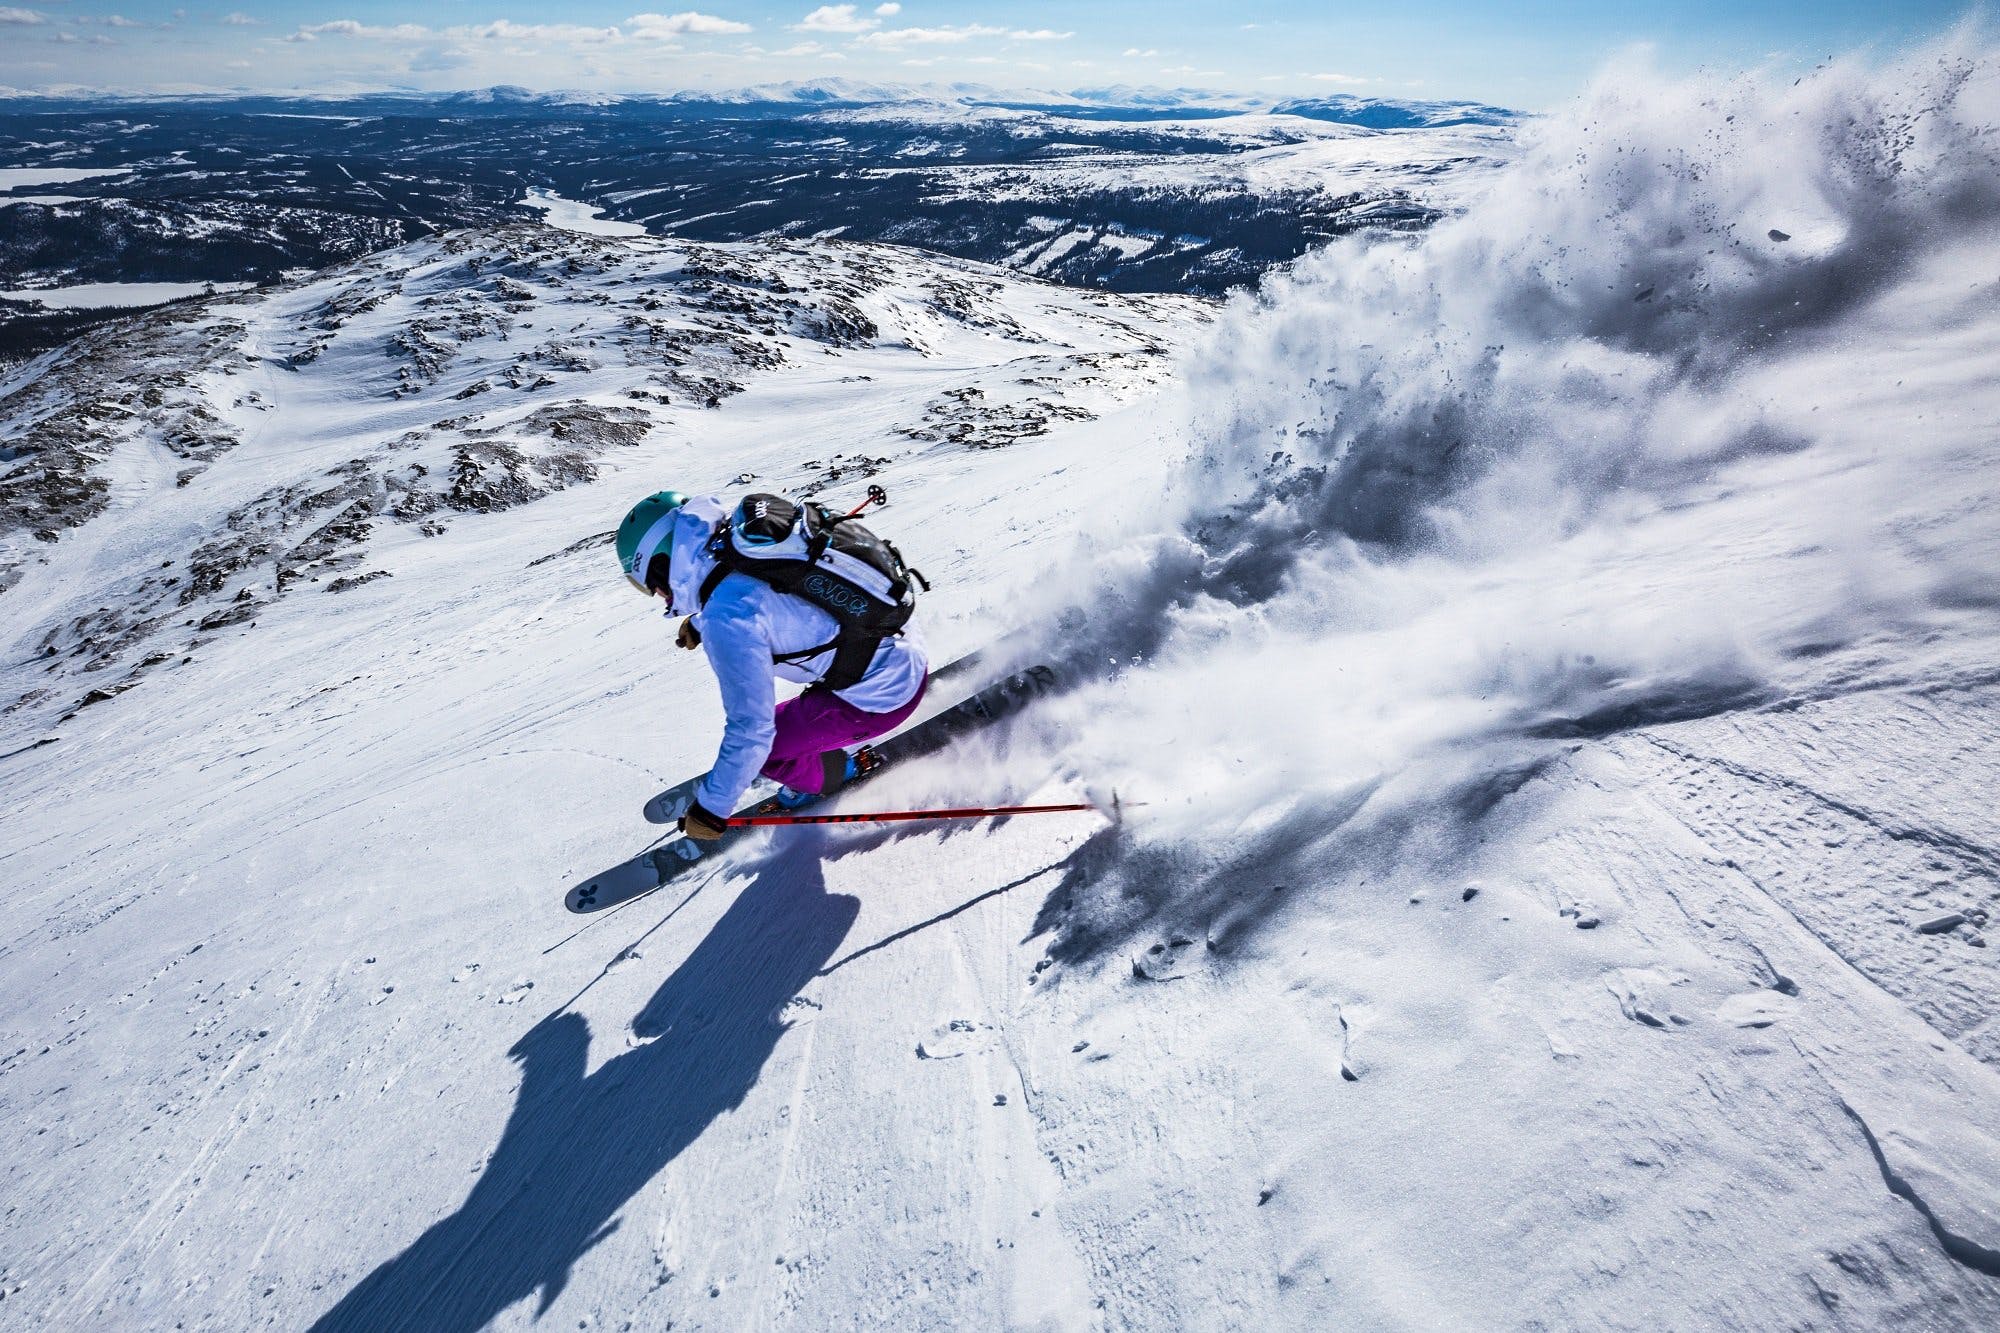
[987, 39, 2000, 1325]
[0, 222, 1209, 1330]
[0, 225, 1199, 729]
[4, 36, 2000, 1333]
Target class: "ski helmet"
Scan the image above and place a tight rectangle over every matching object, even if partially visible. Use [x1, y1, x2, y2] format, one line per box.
[615, 490, 689, 596]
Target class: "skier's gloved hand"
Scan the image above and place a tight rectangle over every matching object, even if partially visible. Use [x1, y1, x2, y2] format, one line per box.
[679, 800, 727, 841]
[676, 617, 701, 650]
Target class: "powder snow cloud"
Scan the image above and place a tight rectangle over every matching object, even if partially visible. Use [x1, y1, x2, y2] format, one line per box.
[1017, 34, 2000, 851]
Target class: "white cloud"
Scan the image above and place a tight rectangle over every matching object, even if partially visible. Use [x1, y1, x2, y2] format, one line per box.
[0, 6, 45, 24]
[795, 4, 875, 33]
[874, 2, 899, 14]
[627, 11, 751, 39]
[855, 21, 1067, 47]
[288, 18, 632, 45]
[104, 14, 143, 27]
[469, 20, 625, 42]
[409, 45, 474, 72]
[292, 20, 401, 42]
[857, 23, 1003, 46]
[220, 10, 259, 24]
[1123, 48, 1158, 58]
[1305, 71, 1374, 85]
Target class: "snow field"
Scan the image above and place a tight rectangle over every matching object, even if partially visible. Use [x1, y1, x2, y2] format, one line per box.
[3, 33, 2000, 1332]
[0, 230, 1207, 1328]
[973, 32, 2000, 1325]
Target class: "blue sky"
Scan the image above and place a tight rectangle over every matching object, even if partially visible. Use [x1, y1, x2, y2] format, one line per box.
[0, 3, 1979, 106]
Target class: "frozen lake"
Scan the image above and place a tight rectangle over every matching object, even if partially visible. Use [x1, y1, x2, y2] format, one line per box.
[0, 280, 251, 309]
[522, 187, 650, 238]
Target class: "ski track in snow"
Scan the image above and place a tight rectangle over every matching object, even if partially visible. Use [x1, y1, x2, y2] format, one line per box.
[3, 38, 2000, 1332]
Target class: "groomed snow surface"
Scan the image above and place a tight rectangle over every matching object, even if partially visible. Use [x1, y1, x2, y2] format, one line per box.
[5, 38, 2000, 1331]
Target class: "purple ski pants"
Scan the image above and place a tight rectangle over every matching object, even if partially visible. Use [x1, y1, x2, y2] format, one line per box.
[760, 675, 929, 794]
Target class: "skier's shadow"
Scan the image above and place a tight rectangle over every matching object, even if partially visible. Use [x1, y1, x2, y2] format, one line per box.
[310, 838, 858, 1333]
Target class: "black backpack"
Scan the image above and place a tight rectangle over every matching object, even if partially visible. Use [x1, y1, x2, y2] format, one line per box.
[699, 493, 928, 691]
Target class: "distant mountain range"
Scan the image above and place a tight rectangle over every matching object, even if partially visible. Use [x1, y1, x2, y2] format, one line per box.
[0, 78, 1518, 128]
[0, 83, 1517, 359]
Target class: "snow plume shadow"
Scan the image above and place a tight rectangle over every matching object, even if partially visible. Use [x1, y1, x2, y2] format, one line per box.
[310, 850, 857, 1333]
[1028, 761, 1555, 971]
[1006, 34, 2000, 968]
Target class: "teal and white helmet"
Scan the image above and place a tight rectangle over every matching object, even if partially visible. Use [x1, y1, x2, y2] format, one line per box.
[615, 490, 689, 596]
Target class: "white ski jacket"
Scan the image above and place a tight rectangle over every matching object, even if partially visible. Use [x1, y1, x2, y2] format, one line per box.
[661, 496, 928, 816]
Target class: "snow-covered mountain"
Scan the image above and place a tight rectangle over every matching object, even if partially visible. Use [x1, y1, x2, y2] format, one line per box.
[4, 35, 2000, 1332]
[1270, 92, 1516, 128]
[671, 77, 1066, 108]
[0, 79, 1325, 117]
[658, 80, 1492, 122]
[0, 224, 1202, 730]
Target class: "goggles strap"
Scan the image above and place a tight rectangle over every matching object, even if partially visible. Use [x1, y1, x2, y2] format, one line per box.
[628, 510, 679, 589]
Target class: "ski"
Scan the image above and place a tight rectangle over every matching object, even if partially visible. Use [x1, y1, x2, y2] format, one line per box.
[566, 663, 1057, 913]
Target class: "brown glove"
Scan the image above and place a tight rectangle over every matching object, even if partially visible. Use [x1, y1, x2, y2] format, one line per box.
[676, 617, 701, 650]
[679, 800, 728, 841]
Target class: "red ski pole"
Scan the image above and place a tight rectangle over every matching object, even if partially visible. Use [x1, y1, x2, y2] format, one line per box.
[728, 798, 1130, 828]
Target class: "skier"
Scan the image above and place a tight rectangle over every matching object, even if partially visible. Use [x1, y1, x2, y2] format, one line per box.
[615, 490, 930, 841]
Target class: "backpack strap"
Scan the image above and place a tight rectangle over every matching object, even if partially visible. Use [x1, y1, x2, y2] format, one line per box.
[816, 634, 882, 692]
[697, 560, 730, 610]
[697, 557, 884, 691]
[773, 636, 841, 668]
[770, 631, 881, 690]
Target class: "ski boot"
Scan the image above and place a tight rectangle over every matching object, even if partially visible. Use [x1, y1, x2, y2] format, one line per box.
[774, 750, 872, 809]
